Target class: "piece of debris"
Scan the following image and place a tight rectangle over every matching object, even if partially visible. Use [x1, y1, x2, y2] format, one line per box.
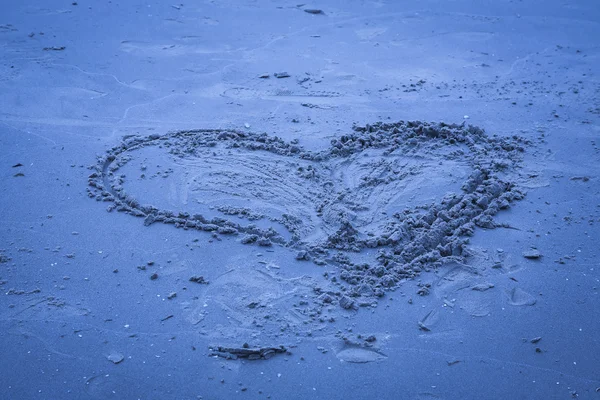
[418, 310, 437, 332]
[43, 46, 66, 51]
[12, 163, 23, 168]
[189, 275, 208, 284]
[274, 72, 290, 78]
[161, 314, 174, 322]
[258, 73, 270, 79]
[107, 352, 124, 364]
[167, 292, 177, 300]
[304, 9, 324, 14]
[209, 345, 287, 360]
[5, 288, 41, 295]
[530, 337, 542, 344]
[570, 176, 589, 182]
[150, 273, 158, 280]
[471, 282, 495, 291]
[523, 249, 542, 259]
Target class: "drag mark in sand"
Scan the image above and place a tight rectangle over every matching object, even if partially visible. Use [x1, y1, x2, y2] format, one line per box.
[88, 120, 528, 308]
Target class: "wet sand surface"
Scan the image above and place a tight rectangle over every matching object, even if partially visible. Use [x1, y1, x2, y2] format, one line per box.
[1, 0, 599, 398]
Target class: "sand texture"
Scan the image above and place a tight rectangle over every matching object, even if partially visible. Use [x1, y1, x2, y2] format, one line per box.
[1, 0, 599, 399]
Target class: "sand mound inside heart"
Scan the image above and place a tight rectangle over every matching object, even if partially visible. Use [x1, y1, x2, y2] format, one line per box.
[87, 120, 527, 304]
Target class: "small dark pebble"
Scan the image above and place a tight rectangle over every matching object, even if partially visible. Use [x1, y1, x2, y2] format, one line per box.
[189, 275, 208, 284]
[304, 9, 323, 14]
[150, 273, 158, 280]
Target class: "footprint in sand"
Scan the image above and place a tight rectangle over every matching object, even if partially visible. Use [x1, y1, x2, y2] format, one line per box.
[336, 345, 387, 363]
[433, 263, 493, 317]
[507, 287, 537, 306]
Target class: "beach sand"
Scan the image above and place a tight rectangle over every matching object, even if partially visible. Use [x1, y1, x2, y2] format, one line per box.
[1, 0, 599, 398]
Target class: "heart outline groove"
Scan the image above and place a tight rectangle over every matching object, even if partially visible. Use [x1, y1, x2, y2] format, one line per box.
[88, 120, 527, 306]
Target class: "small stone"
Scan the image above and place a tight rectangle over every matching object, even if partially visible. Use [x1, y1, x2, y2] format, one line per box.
[107, 352, 124, 364]
[523, 249, 542, 259]
[150, 273, 158, 280]
[274, 72, 290, 78]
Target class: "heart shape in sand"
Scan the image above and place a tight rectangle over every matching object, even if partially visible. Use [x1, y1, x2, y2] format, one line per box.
[88, 121, 525, 293]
